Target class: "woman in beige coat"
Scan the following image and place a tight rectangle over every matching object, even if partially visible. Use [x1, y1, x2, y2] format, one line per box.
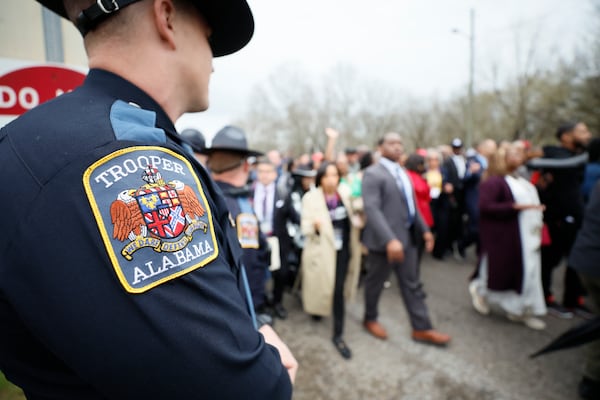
[301, 161, 363, 359]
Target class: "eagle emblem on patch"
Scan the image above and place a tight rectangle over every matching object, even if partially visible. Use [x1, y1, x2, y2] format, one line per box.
[84, 147, 219, 293]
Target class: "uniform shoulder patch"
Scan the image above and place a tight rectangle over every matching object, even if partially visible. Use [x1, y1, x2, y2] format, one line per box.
[83, 146, 219, 293]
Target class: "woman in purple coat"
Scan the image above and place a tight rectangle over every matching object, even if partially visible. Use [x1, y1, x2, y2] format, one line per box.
[469, 142, 547, 329]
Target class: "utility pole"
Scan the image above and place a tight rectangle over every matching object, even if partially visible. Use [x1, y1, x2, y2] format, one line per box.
[452, 9, 476, 148]
[467, 8, 475, 149]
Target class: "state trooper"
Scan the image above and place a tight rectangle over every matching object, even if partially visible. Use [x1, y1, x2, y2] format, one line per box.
[0, 1, 296, 398]
[203, 125, 276, 325]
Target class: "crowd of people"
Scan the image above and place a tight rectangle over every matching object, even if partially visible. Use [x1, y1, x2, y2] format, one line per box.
[2, 1, 598, 399]
[181, 121, 598, 384]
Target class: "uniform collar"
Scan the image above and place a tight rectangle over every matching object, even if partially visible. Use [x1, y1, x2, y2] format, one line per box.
[215, 180, 251, 197]
[85, 68, 179, 139]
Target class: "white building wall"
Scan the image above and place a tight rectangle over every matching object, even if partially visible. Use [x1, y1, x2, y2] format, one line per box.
[0, 0, 87, 66]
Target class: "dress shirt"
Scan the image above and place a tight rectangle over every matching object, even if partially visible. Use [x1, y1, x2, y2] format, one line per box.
[380, 157, 416, 224]
[452, 154, 467, 179]
[254, 182, 275, 233]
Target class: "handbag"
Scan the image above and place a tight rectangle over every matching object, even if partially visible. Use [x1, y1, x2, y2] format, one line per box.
[541, 223, 552, 246]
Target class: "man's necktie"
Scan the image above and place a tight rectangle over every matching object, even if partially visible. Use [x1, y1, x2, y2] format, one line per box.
[395, 166, 416, 226]
[262, 188, 268, 222]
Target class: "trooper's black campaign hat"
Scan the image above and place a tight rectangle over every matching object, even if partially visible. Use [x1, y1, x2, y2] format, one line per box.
[202, 125, 263, 157]
[36, 0, 254, 57]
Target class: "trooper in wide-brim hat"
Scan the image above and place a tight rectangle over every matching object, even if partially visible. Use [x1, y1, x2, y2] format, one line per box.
[5, 0, 297, 396]
[204, 125, 264, 174]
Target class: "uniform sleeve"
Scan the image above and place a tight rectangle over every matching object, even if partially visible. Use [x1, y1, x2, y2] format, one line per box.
[3, 146, 292, 399]
[527, 152, 588, 169]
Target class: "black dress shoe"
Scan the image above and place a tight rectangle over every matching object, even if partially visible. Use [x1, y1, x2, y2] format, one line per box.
[273, 303, 288, 320]
[332, 336, 352, 359]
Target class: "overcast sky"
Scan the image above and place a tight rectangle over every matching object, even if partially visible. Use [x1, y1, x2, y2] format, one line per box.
[175, 0, 595, 141]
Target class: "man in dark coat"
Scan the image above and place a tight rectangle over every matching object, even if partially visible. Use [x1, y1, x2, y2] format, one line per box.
[462, 139, 497, 256]
[253, 158, 288, 319]
[433, 138, 466, 260]
[535, 121, 592, 318]
[270, 165, 317, 319]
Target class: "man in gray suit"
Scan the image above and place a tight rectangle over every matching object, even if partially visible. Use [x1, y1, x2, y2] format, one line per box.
[362, 132, 451, 346]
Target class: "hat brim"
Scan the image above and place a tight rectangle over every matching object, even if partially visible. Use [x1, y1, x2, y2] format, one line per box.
[36, 0, 67, 18]
[292, 170, 317, 178]
[201, 147, 264, 157]
[36, 0, 254, 57]
[198, 0, 254, 57]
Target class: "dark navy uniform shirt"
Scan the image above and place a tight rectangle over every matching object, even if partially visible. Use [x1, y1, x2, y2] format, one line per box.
[0, 69, 291, 399]
[214, 181, 270, 309]
[539, 145, 586, 223]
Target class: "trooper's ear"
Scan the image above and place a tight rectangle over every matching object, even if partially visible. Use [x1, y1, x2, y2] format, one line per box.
[153, 0, 177, 49]
[242, 159, 251, 173]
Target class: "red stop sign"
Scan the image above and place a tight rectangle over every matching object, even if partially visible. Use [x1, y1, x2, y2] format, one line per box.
[0, 65, 86, 116]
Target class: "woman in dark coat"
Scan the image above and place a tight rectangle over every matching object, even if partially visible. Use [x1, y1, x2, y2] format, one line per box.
[469, 142, 547, 329]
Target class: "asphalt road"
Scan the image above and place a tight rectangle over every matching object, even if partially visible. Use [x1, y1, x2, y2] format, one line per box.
[274, 251, 588, 400]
